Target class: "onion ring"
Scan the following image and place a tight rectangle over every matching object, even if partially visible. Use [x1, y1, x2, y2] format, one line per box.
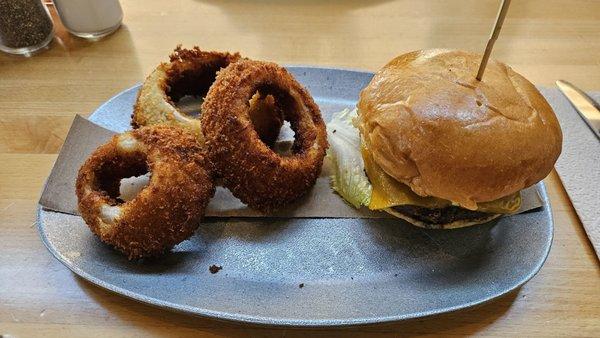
[76, 125, 214, 259]
[201, 60, 328, 211]
[132, 46, 241, 141]
[132, 46, 283, 145]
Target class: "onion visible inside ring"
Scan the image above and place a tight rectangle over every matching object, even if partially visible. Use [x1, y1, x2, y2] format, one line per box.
[269, 121, 294, 156]
[249, 85, 315, 156]
[96, 151, 149, 204]
[172, 105, 199, 124]
[168, 94, 203, 126]
[174, 95, 202, 118]
[100, 204, 121, 225]
[246, 91, 285, 147]
[119, 173, 151, 202]
[117, 134, 140, 151]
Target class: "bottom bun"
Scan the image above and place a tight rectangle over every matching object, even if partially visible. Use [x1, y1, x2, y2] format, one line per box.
[384, 208, 501, 229]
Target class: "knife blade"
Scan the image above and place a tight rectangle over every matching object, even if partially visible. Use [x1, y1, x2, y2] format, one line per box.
[556, 80, 600, 140]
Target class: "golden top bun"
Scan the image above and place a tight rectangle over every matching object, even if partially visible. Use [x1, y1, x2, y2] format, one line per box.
[357, 49, 562, 209]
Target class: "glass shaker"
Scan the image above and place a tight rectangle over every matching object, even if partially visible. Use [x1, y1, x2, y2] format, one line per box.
[0, 0, 54, 56]
[53, 0, 123, 40]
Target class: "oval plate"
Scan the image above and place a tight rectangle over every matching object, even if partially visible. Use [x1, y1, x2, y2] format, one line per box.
[37, 66, 553, 327]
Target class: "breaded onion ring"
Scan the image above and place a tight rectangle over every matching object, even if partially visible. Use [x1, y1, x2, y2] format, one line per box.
[132, 46, 240, 141]
[201, 60, 328, 211]
[132, 46, 283, 145]
[76, 126, 215, 259]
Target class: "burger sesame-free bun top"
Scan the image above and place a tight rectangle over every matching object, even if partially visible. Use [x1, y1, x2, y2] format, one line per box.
[357, 49, 562, 210]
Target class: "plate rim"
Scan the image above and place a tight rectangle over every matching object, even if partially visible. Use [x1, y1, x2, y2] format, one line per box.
[37, 65, 555, 327]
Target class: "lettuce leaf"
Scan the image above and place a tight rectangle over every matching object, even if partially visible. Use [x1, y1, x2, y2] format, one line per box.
[326, 108, 372, 208]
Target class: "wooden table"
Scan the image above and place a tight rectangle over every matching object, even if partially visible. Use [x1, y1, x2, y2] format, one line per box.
[1, 0, 599, 336]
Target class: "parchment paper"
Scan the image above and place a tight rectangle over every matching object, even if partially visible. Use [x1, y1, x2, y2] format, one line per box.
[39, 115, 542, 219]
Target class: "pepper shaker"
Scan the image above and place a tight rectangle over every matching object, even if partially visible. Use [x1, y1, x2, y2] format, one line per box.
[53, 0, 123, 40]
[0, 0, 54, 56]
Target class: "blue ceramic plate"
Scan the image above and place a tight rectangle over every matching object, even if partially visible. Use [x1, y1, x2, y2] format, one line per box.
[37, 66, 553, 327]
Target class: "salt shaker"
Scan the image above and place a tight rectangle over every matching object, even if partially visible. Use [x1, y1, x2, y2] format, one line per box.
[0, 0, 54, 56]
[53, 0, 123, 40]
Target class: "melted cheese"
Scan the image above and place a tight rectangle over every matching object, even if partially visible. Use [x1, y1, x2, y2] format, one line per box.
[361, 145, 521, 214]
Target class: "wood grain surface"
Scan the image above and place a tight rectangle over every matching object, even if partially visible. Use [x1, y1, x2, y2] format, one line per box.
[1, 1, 599, 337]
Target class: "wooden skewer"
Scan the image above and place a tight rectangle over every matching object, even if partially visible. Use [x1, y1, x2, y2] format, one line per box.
[476, 0, 512, 81]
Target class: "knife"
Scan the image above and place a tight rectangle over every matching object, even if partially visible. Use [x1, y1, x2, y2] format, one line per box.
[556, 80, 600, 140]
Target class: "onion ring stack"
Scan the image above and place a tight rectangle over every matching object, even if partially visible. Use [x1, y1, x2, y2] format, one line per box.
[76, 126, 214, 259]
[201, 60, 328, 211]
[76, 47, 329, 258]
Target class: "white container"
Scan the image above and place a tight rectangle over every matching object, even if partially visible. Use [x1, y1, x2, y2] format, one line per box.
[53, 0, 123, 39]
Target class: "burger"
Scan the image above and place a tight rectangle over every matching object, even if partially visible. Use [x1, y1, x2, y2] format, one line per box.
[327, 49, 562, 229]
